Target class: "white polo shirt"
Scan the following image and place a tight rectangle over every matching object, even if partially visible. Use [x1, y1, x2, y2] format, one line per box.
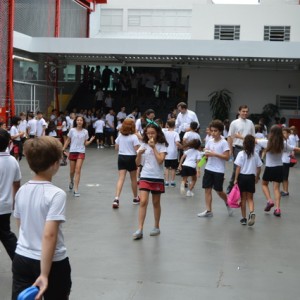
[68, 128, 89, 153]
[14, 181, 67, 261]
[115, 133, 140, 155]
[228, 118, 255, 147]
[0, 153, 21, 215]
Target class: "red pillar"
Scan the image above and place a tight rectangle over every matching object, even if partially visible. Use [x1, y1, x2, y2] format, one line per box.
[6, 0, 15, 120]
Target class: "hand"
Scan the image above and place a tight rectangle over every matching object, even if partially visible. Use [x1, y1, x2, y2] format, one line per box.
[148, 138, 155, 148]
[137, 147, 146, 154]
[234, 132, 243, 140]
[90, 136, 95, 142]
[234, 180, 237, 185]
[33, 275, 48, 300]
[178, 165, 182, 171]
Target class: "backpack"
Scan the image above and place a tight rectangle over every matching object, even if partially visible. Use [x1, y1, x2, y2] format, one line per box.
[227, 184, 241, 208]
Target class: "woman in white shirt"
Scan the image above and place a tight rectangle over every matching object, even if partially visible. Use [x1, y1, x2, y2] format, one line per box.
[62, 116, 95, 197]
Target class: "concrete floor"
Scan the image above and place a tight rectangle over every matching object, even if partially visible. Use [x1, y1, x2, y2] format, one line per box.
[1, 147, 300, 300]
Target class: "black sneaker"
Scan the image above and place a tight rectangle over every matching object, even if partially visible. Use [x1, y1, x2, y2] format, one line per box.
[240, 218, 247, 225]
[133, 196, 140, 205]
[112, 199, 119, 209]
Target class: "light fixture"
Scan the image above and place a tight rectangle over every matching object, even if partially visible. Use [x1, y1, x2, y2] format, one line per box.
[12, 55, 37, 63]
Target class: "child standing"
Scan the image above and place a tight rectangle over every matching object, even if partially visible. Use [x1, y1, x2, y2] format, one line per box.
[62, 116, 95, 197]
[0, 129, 21, 261]
[178, 139, 201, 197]
[113, 118, 140, 208]
[257, 125, 299, 217]
[93, 113, 105, 149]
[163, 119, 181, 187]
[10, 116, 25, 161]
[281, 128, 297, 197]
[234, 135, 262, 226]
[182, 121, 201, 146]
[12, 137, 71, 300]
[198, 120, 232, 218]
[133, 123, 168, 240]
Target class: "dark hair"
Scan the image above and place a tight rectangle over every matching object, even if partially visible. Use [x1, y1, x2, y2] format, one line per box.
[243, 135, 255, 158]
[167, 119, 175, 128]
[238, 105, 248, 111]
[145, 109, 155, 118]
[120, 118, 135, 136]
[142, 123, 168, 146]
[177, 102, 187, 109]
[266, 125, 284, 154]
[190, 121, 198, 131]
[0, 128, 10, 151]
[185, 138, 201, 150]
[11, 116, 21, 126]
[24, 137, 62, 173]
[46, 120, 56, 135]
[28, 113, 34, 119]
[282, 127, 291, 140]
[255, 124, 263, 133]
[73, 116, 86, 128]
[223, 119, 230, 131]
[209, 119, 224, 132]
[280, 117, 286, 124]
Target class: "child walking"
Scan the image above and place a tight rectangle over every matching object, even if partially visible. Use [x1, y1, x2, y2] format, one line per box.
[257, 125, 300, 217]
[178, 139, 201, 197]
[198, 120, 233, 218]
[234, 135, 262, 226]
[62, 116, 95, 197]
[163, 119, 181, 187]
[12, 136, 71, 300]
[133, 122, 168, 240]
[93, 113, 105, 149]
[0, 129, 21, 261]
[113, 118, 140, 208]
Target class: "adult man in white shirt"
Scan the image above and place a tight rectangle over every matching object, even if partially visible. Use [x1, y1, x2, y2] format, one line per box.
[226, 105, 255, 194]
[175, 102, 199, 140]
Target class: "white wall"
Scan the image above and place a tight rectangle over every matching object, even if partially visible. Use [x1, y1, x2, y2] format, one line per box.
[187, 67, 300, 119]
[192, 4, 300, 41]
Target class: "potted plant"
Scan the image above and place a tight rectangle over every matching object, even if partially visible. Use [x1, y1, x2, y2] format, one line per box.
[208, 89, 232, 121]
[261, 103, 280, 127]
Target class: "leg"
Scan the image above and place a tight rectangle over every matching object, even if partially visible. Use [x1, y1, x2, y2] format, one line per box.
[246, 192, 254, 213]
[273, 182, 281, 209]
[138, 190, 150, 230]
[262, 180, 272, 200]
[189, 175, 197, 191]
[205, 188, 213, 211]
[240, 193, 247, 218]
[115, 169, 127, 198]
[0, 214, 17, 261]
[152, 194, 161, 229]
[69, 160, 76, 183]
[227, 147, 241, 191]
[216, 190, 228, 204]
[74, 159, 84, 192]
[282, 180, 289, 193]
[164, 168, 169, 183]
[129, 170, 138, 198]
[170, 168, 176, 182]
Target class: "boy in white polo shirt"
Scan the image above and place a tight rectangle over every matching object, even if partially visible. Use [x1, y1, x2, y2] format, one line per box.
[198, 120, 233, 218]
[12, 136, 71, 300]
[0, 129, 21, 261]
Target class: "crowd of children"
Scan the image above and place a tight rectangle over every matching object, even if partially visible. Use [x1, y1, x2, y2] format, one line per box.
[1, 102, 300, 298]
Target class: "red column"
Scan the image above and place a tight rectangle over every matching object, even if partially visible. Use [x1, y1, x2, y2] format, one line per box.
[6, 0, 15, 119]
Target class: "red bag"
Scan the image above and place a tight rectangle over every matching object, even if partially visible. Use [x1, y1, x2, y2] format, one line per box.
[289, 155, 297, 167]
[227, 184, 241, 208]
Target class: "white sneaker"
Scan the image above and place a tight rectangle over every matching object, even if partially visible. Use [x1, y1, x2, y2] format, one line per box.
[180, 182, 185, 195]
[186, 190, 194, 197]
[197, 210, 213, 217]
[100, 145, 104, 149]
[227, 206, 234, 216]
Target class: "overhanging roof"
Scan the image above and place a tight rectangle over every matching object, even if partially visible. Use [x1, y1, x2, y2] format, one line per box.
[13, 31, 300, 70]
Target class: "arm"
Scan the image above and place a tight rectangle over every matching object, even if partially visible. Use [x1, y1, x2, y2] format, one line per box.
[62, 136, 71, 151]
[178, 154, 187, 170]
[85, 136, 95, 146]
[152, 146, 166, 165]
[135, 148, 145, 166]
[256, 167, 261, 183]
[234, 165, 241, 185]
[206, 150, 230, 161]
[12, 181, 20, 210]
[227, 136, 233, 156]
[33, 221, 60, 300]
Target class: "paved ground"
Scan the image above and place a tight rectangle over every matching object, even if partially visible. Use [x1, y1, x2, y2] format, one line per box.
[1, 147, 300, 300]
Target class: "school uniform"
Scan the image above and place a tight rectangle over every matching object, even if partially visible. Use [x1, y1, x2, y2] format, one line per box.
[68, 128, 89, 160]
[234, 151, 262, 193]
[164, 130, 180, 169]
